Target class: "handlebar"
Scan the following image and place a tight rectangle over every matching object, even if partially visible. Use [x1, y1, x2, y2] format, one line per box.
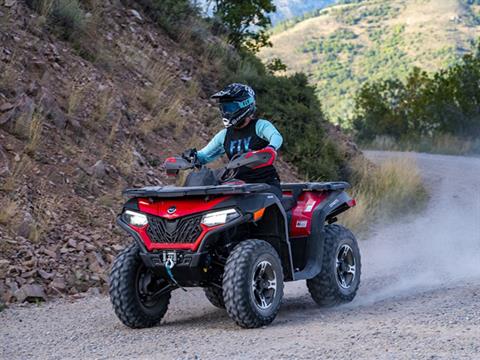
[163, 148, 277, 177]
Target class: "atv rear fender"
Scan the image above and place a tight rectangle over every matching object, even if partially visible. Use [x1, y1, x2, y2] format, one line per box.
[293, 190, 355, 281]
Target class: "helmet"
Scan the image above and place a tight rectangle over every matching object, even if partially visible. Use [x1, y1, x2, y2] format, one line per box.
[211, 83, 256, 128]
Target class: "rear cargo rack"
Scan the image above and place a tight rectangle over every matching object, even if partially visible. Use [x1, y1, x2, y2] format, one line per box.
[281, 182, 350, 192]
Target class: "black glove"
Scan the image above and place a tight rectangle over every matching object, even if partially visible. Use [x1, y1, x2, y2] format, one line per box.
[181, 148, 197, 161]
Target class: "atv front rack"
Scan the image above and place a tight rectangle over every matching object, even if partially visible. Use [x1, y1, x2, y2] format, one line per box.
[123, 183, 271, 198]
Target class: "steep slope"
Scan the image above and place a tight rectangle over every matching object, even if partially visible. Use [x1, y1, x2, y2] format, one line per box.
[261, 0, 480, 122]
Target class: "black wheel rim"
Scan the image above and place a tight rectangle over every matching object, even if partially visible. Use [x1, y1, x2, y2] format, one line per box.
[335, 244, 356, 289]
[251, 260, 277, 310]
[135, 264, 169, 309]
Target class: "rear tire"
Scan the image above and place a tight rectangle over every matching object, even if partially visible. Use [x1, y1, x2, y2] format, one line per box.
[223, 240, 284, 328]
[204, 287, 225, 309]
[109, 243, 171, 328]
[307, 224, 361, 307]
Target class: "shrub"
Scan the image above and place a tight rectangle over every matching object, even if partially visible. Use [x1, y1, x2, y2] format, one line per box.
[122, 0, 198, 38]
[26, 0, 86, 40]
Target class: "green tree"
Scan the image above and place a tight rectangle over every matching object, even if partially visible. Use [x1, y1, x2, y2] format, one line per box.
[211, 0, 276, 53]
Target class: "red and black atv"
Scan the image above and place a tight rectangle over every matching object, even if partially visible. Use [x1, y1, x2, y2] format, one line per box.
[109, 149, 361, 329]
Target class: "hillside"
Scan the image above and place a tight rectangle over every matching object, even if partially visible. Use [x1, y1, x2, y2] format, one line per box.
[261, 0, 480, 122]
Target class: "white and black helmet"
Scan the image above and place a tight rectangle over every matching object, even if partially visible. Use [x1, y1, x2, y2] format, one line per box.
[211, 83, 256, 128]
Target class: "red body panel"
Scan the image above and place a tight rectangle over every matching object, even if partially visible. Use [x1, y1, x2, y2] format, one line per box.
[286, 191, 329, 237]
[138, 196, 228, 220]
[134, 196, 230, 251]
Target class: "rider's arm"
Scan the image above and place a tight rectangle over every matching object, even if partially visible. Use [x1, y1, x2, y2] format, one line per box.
[197, 129, 227, 164]
[256, 119, 283, 150]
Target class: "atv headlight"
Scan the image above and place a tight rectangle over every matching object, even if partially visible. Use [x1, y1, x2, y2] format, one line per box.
[201, 208, 240, 227]
[123, 210, 148, 227]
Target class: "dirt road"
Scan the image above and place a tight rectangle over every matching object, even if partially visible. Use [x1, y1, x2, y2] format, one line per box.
[2, 152, 480, 360]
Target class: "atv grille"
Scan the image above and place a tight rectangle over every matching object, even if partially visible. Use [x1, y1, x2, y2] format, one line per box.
[146, 214, 203, 244]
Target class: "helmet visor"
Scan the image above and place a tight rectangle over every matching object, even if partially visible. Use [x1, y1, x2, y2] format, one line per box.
[220, 102, 242, 114]
[219, 97, 255, 115]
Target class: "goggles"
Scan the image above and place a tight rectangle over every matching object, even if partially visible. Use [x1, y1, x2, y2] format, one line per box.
[220, 97, 255, 115]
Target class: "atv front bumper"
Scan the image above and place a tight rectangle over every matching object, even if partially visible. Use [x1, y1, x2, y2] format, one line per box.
[116, 216, 215, 286]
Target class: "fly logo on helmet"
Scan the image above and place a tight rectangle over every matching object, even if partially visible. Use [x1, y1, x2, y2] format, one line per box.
[211, 83, 256, 128]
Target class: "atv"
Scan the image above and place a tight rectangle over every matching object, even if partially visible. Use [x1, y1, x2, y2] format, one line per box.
[109, 148, 361, 329]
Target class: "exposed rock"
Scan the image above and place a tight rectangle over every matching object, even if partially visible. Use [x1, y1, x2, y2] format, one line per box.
[4, 0, 16, 7]
[43, 248, 57, 258]
[17, 212, 35, 239]
[0, 145, 9, 176]
[128, 9, 143, 22]
[0, 102, 14, 112]
[90, 160, 107, 178]
[0, 260, 10, 279]
[67, 238, 77, 248]
[14, 284, 46, 303]
[49, 277, 66, 291]
[0, 94, 35, 134]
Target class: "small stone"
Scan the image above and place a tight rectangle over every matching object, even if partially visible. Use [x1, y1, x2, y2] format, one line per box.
[37, 269, 54, 280]
[84, 243, 95, 252]
[49, 277, 66, 291]
[67, 238, 77, 248]
[43, 248, 57, 258]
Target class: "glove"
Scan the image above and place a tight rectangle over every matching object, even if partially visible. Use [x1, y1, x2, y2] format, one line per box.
[181, 148, 197, 161]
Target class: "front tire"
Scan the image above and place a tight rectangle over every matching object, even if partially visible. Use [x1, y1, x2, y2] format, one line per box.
[223, 240, 284, 328]
[204, 287, 225, 309]
[307, 224, 361, 307]
[109, 243, 171, 328]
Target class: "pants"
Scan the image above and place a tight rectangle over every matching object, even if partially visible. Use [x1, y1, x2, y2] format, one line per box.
[266, 178, 283, 200]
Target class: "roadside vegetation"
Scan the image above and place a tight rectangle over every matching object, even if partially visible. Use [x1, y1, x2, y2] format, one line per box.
[352, 44, 480, 155]
[339, 156, 427, 233]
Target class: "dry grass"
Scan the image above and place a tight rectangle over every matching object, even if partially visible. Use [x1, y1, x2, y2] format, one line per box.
[363, 134, 480, 155]
[0, 155, 33, 192]
[24, 113, 44, 156]
[28, 188, 58, 243]
[339, 155, 428, 233]
[115, 142, 135, 178]
[0, 199, 18, 226]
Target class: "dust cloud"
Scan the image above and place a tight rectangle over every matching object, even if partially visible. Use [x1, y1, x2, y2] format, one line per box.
[354, 152, 480, 305]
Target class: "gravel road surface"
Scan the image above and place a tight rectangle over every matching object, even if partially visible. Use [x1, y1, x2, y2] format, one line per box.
[2, 151, 480, 360]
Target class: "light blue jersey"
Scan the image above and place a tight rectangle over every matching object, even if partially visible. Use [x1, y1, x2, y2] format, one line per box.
[197, 119, 283, 165]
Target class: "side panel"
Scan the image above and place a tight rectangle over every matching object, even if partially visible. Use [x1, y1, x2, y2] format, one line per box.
[287, 192, 329, 237]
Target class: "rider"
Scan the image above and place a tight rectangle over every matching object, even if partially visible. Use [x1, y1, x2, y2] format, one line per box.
[191, 83, 284, 199]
